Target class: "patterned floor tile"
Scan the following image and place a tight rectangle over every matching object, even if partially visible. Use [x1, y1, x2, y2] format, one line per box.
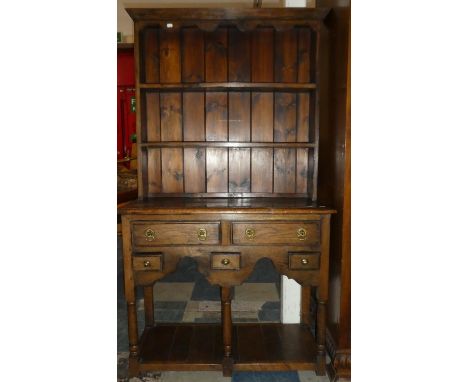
[234, 283, 280, 302]
[159, 371, 231, 382]
[153, 283, 195, 301]
[297, 371, 331, 382]
[190, 277, 222, 301]
[244, 258, 281, 283]
[233, 371, 300, 382]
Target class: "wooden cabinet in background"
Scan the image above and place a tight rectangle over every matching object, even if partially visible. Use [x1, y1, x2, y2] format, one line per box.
[119, 7, 336, 379]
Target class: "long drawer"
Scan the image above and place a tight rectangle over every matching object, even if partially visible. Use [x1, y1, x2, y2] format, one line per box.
[231, 222, 320, 246]
[132, 222, 220, 246]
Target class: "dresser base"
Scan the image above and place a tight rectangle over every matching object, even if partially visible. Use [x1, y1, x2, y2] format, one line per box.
[132, 323, 321, 377]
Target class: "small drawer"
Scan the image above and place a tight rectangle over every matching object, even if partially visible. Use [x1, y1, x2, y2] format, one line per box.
[232, 222, 320, 245]
[133, 254, 163, 271]
[288, 252, 320, 270]
[132, 222, 220, 246]
[211, 252, 241, 270]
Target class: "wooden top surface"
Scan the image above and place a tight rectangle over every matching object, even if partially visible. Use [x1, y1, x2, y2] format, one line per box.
[118, 197, 335, 215]
[126, 8, 330, 22]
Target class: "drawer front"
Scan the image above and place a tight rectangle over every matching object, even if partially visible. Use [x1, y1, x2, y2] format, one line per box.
[288, 252, 320, 270]
[132, 222, 220, 246]
[232, 222, 320, 245]
[133, 254, 163, 271]
[211, 252, 241, 270]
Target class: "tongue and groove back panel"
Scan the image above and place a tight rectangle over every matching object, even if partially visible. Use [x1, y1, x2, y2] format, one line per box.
[137, 24, 320, 198]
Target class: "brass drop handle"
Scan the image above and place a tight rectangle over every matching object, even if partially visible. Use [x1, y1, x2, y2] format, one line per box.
[143, 260, 151, 268]
[198, 228, 207, 241]
[221, 258, 230, 266]
[297, 228, 307, 240]
[144, 228, 156, 241]
[245, 228, 256, 240]
[301, 258, 309, 265]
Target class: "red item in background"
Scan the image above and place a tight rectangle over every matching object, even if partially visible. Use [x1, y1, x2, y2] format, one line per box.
[117, 47, 136, 162]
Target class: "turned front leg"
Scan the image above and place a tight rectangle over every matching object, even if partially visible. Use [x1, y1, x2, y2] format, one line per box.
[221, 286, 233, 376]
[127, 300, 139, 377]
[316, 299, 327, 376]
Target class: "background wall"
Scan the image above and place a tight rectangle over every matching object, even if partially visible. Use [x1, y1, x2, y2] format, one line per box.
[118, 0, 316, 42]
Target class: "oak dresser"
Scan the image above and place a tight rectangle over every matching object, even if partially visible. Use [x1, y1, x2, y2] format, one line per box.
[119, 7, 334, 378]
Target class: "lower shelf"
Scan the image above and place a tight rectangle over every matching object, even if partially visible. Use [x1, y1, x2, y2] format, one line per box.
[138, 323, 318, 372]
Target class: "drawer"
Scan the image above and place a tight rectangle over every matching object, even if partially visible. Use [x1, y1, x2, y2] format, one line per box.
[288, 252, 320, 270]
[211, 252, 241, 270]
[133, 254, 163, 271]
[232, 222, 320, 245]
[132, 222, 220, 246]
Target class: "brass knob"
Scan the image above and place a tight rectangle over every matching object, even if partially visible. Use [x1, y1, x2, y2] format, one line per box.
[143, 260, 151, 267]
[301, 258, 309, 265]
[245, 228, 256, 240]
[221, 258, 230, 266]
[144, 228, 156, 241]
[297, 228, 307, 240]
[198, 228, 207, 241]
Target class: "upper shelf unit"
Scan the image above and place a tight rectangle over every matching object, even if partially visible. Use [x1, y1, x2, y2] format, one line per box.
[128, 8, 330, 200]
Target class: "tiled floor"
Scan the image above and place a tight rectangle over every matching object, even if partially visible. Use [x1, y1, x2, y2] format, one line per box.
[117, 237, 329, 381]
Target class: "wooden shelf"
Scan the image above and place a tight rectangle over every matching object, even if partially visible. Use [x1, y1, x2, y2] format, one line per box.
[140, 142, 316, 149]
[138, 323, 318, 372]
[139, 82, 316, 91]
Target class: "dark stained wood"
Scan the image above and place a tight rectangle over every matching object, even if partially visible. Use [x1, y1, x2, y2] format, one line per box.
[147, 148, 161, 194]
[143, 28, 160, 83]
[161, 148, 184, 192]
[229, 92, 250, 142]
[221, 287, 233, 376]
[182, 28, 204, 83]
[228, 148, 250, 192]
[274, 93, 297, 142]
[206, 93, 228, 141]
[297, 27, 312, 83]
[168, 325, 193, 362]
[205, 28, 228, 82]
[159, 29, 181, 83]
[127, 8, 331, 22]
[132, 222, 220, 246]
[184, 148, 206, 193]
[228, 28, 250, 82]
[124, 7, 335, 376]
[297, 93, 310, 142]
[145, 92, 160, 141]
[251, 28, 274, 82]
[251, 93, 273, 142]
[232, 221, 320, 246]
[187, 325, 217, 363]
[236, 324, 265, 363]
[206, 148, 228, 192]
[160, 93, 182, 141]
[296, 148, 308, 193]
[140, 324, 177, 362]
[119, 197, 335, 214]
[251, 148, 273, 193]
[274, 148, 296, 193]
[275, 29, 298, 83]
[127, 8, 330, 22]
[142, 142, 315, 148]
[261, 324, 283, 362]
[183, 92, 204, 141]
[139, 82, 316, 90]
